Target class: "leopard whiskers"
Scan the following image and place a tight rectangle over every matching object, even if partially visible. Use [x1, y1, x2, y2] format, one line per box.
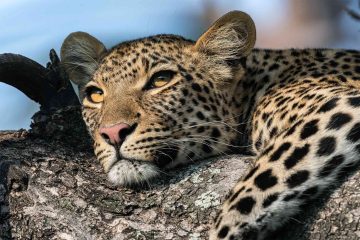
[170, 135, 251, 149]
[172, 119, 250, 137]
[157, 140, 202, 163]
[166, 137, 232, 158]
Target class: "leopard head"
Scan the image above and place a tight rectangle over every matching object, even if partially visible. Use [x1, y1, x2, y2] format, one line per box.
[60, 11, 256, 186]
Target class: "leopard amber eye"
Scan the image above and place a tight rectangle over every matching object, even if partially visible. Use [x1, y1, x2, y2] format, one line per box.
[145, 70, 176, 90]
[86, 86, 104, 103]
[153, 78, 169, 88]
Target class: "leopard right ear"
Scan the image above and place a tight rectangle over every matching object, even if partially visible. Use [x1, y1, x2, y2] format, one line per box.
[61, 32, 107, 87]
[194, 11, 256, 60]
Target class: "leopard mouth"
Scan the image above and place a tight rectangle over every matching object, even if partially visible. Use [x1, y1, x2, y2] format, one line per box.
[105, 142, 180, 186]
[107, 158, 160, 186]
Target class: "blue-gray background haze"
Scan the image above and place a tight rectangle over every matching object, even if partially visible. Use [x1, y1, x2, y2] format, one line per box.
[0, 0, 359, 130]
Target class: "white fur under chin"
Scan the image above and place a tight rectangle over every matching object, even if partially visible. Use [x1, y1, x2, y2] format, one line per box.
[107, 159, 160, 186]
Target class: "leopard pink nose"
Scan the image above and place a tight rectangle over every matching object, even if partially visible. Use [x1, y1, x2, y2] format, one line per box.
[99, 123, 131, 145]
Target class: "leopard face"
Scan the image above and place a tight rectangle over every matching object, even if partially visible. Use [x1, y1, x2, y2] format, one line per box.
[81, 36, 240, 185]
[61, 12, 255, 186]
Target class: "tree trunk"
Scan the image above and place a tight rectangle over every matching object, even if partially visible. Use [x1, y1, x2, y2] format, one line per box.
[0, 107, 359, 240]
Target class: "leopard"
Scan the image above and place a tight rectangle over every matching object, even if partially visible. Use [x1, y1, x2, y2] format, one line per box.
[60, 11, 360, 240]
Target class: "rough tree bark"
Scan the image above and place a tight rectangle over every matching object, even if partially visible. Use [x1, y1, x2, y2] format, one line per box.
[0, 106, 359, 240]
[0, 50, 360, 240]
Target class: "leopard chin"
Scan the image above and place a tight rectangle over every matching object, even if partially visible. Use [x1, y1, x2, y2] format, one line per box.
[107, 159, 160, 186]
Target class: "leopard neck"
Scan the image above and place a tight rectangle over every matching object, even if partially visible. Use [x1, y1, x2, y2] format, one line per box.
[229, 49, 289, 150]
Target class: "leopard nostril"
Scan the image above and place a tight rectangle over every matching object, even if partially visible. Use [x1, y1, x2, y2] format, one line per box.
[101, 133, 110, 142]
[119, 128, 130, 140]
[99, 123, 132, 145]
[119, 123, 138, 140]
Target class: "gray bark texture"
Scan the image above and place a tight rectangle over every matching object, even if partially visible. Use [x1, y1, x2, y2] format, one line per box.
[0, 107, 360, 240]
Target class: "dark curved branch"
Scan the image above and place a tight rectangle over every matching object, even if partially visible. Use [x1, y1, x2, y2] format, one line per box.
[0, 50, 79, 112]
[345, 7, 360, 20]
[343, 0, 360, 21]
[0, 53, 48, 104]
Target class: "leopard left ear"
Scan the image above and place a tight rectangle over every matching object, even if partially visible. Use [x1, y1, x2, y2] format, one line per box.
[194, 11, 256, 60]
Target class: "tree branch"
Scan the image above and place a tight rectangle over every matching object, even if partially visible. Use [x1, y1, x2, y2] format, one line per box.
[0, 107, 359, 239]
[0, 50, 79, 112]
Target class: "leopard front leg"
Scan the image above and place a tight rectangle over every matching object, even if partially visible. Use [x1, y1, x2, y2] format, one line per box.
[210, 99, 360, 239]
